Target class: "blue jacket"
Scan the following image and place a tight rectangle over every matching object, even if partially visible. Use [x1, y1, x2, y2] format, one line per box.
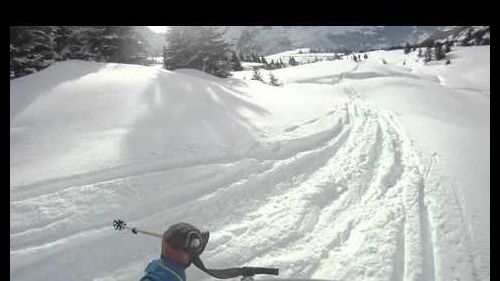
[140, 256, 187, 281]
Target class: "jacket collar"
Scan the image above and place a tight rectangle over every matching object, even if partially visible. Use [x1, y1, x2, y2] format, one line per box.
[160, 255, 187, 272]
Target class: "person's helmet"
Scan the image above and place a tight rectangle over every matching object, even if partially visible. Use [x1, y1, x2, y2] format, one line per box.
[163, 222, 209, 257]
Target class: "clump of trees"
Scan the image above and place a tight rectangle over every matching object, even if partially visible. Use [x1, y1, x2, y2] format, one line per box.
[10, 26, 149, 79]
[288, 56, 298, 66]
[420, 40, 453, 64]
[163, 26, 235, 78]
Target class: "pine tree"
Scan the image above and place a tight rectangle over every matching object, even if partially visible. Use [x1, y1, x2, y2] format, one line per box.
[251, 67, 263, 81]
[434, 42, 445, 61]
[10, 26, 152, 79]
[269, 72, 281, 86]
[462, 29, 473, 46]
[269, 59, 275, 69]
[417, 48, 423, 58]
[10, 26, 57, 78]
[84, 26, 147, 63]
[231, 51, 243, 71]
[60, 26, 102, 61]
[424, 46, 432, 63]
[163, 26, 233, 78]
[200, 27, 233, 77]
[261, 56, 268, 65]
[53, 26, 74, 60]
[163, 26, 197, 70]
[288, 56, 298, 66]
[444, 41, 452, 53]
[404, 42, 411, 54]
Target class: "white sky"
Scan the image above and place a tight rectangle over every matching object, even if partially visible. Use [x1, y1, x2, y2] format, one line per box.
[147, 26, 168, 33]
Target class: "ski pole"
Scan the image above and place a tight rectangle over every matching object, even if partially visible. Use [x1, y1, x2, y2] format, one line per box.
[113, 219, 162, 239]
[113, 219, 279, 279]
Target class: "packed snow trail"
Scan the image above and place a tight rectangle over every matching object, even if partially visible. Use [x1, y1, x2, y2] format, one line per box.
[11, 47, 489, 281]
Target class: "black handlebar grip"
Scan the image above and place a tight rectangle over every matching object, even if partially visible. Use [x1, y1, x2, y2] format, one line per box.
[241, 267, 279, 276]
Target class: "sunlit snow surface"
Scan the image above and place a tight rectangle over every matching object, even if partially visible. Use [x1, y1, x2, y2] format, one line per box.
[11, 46, 489, 281]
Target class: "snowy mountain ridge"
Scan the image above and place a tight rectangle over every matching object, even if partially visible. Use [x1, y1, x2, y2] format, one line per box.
[222, 26, 443, 55]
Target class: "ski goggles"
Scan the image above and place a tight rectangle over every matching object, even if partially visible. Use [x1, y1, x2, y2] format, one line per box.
[170, 229, 209, 257]
[186, 230, 202, 249]
[185, 230, 210, 256]
[164, 223, 210, 257]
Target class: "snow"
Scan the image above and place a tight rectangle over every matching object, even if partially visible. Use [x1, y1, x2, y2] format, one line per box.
[11, 46, 489, 281]
[241, 62, 266, 70]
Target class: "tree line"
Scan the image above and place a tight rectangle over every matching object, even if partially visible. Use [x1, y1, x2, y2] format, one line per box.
[10, 26, 149, 79]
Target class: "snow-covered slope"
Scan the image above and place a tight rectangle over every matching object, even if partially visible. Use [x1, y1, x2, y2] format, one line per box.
[11, 46, 489, 281]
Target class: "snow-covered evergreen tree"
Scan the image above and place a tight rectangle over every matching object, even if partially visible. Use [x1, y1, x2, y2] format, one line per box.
[424, 46, 432, 63]
[10, 26, 151, 79]
[163, 26, 233, 78]
[434, 42, 445, 61]
[10, 26, 57, 77]
[251, 67, 263, 81]
[231, 51, 243, 71]
[404, 42, 411, 54]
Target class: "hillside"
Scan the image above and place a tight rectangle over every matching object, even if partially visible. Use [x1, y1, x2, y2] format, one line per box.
[11, 46, 489, 281]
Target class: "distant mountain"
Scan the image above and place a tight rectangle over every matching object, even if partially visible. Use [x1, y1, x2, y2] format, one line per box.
[420, 26, 490, 46]
[221, 26, 443, 55]
[140, 26, 490, 58]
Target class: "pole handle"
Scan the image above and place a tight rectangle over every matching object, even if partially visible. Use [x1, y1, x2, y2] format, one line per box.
[133, 228, 163, 239]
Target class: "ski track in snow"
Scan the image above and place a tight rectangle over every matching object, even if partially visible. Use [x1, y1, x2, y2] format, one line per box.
[10, 58, 486, 281]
